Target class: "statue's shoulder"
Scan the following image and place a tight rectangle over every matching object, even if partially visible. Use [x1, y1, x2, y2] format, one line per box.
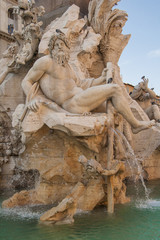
[37, 55, 52, 63]
[34, 55, 52, 69]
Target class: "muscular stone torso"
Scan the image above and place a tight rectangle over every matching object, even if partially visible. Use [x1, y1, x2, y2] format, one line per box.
[39, 58, 82, 106]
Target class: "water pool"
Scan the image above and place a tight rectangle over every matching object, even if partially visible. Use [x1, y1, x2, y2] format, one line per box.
[0, 181, 160, 240]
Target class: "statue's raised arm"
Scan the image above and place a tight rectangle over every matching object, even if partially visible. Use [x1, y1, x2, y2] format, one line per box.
[130, 76, 156, 100]
[130, 77, 160, 122]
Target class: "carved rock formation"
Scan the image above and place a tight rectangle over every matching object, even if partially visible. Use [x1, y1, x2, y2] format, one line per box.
[40, 182, 85, 224]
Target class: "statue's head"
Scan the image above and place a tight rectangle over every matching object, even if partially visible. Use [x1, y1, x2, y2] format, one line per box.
[48, 30, 70, 66]
[48, 30, 70, 55]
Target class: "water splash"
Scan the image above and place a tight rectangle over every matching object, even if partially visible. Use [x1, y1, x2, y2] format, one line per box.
[136, 199, 160, 209]
[121, 132, 149, 198]
[0, 205, 44, 220]
[111, 127, 149, 199]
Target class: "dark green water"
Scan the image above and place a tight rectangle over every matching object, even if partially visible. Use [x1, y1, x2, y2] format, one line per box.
[1, 181, 160, 240]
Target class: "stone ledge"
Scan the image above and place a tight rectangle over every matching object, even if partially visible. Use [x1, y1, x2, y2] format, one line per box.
[13, 104, 109, 137]
[0, 31, 15, 43]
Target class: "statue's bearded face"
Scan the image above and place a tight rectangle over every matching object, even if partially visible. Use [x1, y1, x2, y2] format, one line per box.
[52, 39, 70, 66]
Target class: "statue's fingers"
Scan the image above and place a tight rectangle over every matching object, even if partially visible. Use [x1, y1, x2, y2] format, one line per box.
[30, 102, 36, 112]
[32, 102, 39, 112]
[28, 103, 33, 111]
[29, 101, 37, 112]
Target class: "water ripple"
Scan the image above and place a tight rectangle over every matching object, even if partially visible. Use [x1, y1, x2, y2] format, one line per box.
[1, 181, 160, 240]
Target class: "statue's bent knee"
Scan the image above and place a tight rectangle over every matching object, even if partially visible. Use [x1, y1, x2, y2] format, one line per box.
[110, 84, 121, 94]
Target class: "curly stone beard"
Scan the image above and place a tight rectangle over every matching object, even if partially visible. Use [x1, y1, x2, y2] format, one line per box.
[52, 49, 70, 67]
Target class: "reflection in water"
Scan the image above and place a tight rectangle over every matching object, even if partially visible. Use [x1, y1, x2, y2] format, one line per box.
[1, 181, 160, 240]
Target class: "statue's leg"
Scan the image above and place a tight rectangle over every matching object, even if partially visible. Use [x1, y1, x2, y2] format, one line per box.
[63, 83, 155, 133]
[63, 84, 120, 113]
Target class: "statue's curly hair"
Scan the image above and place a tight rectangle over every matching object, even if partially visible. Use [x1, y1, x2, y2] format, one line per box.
[48, 30, 70, 57]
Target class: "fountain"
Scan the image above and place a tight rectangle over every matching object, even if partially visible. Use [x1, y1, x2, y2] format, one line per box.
[0, 0, 160, 227]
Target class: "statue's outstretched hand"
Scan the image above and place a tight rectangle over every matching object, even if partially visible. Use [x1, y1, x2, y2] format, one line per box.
[141, 78, 149, 91]
[92, 68, 108, 86]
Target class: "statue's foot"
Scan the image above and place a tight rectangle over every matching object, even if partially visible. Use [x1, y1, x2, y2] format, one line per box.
[132, 120, 155, 134]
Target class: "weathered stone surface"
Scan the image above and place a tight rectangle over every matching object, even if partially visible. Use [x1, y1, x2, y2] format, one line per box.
[35, 0, 90, 16]
[77, 179, 105, 210]
[2, 190, 31, 208]
[143, 147, 160, 180]
[35, 0, 90, 30]
[0, 109, 25, 189]
[40, 182, 85, 224]
[1, 124, 106, 208]
[39, 4, 81, 54]
[2, 123, 129, 211]
[88, 0, 131, 64]
[2, 182, 74, 208]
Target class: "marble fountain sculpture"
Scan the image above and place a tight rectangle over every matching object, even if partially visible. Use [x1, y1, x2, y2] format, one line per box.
[0, 0, 160, 225]
[130, 77, 160, 123]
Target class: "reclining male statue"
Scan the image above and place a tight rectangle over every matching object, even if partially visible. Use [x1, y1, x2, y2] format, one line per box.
[130, 76, 160, 123]
[21, 31, 155, 134]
